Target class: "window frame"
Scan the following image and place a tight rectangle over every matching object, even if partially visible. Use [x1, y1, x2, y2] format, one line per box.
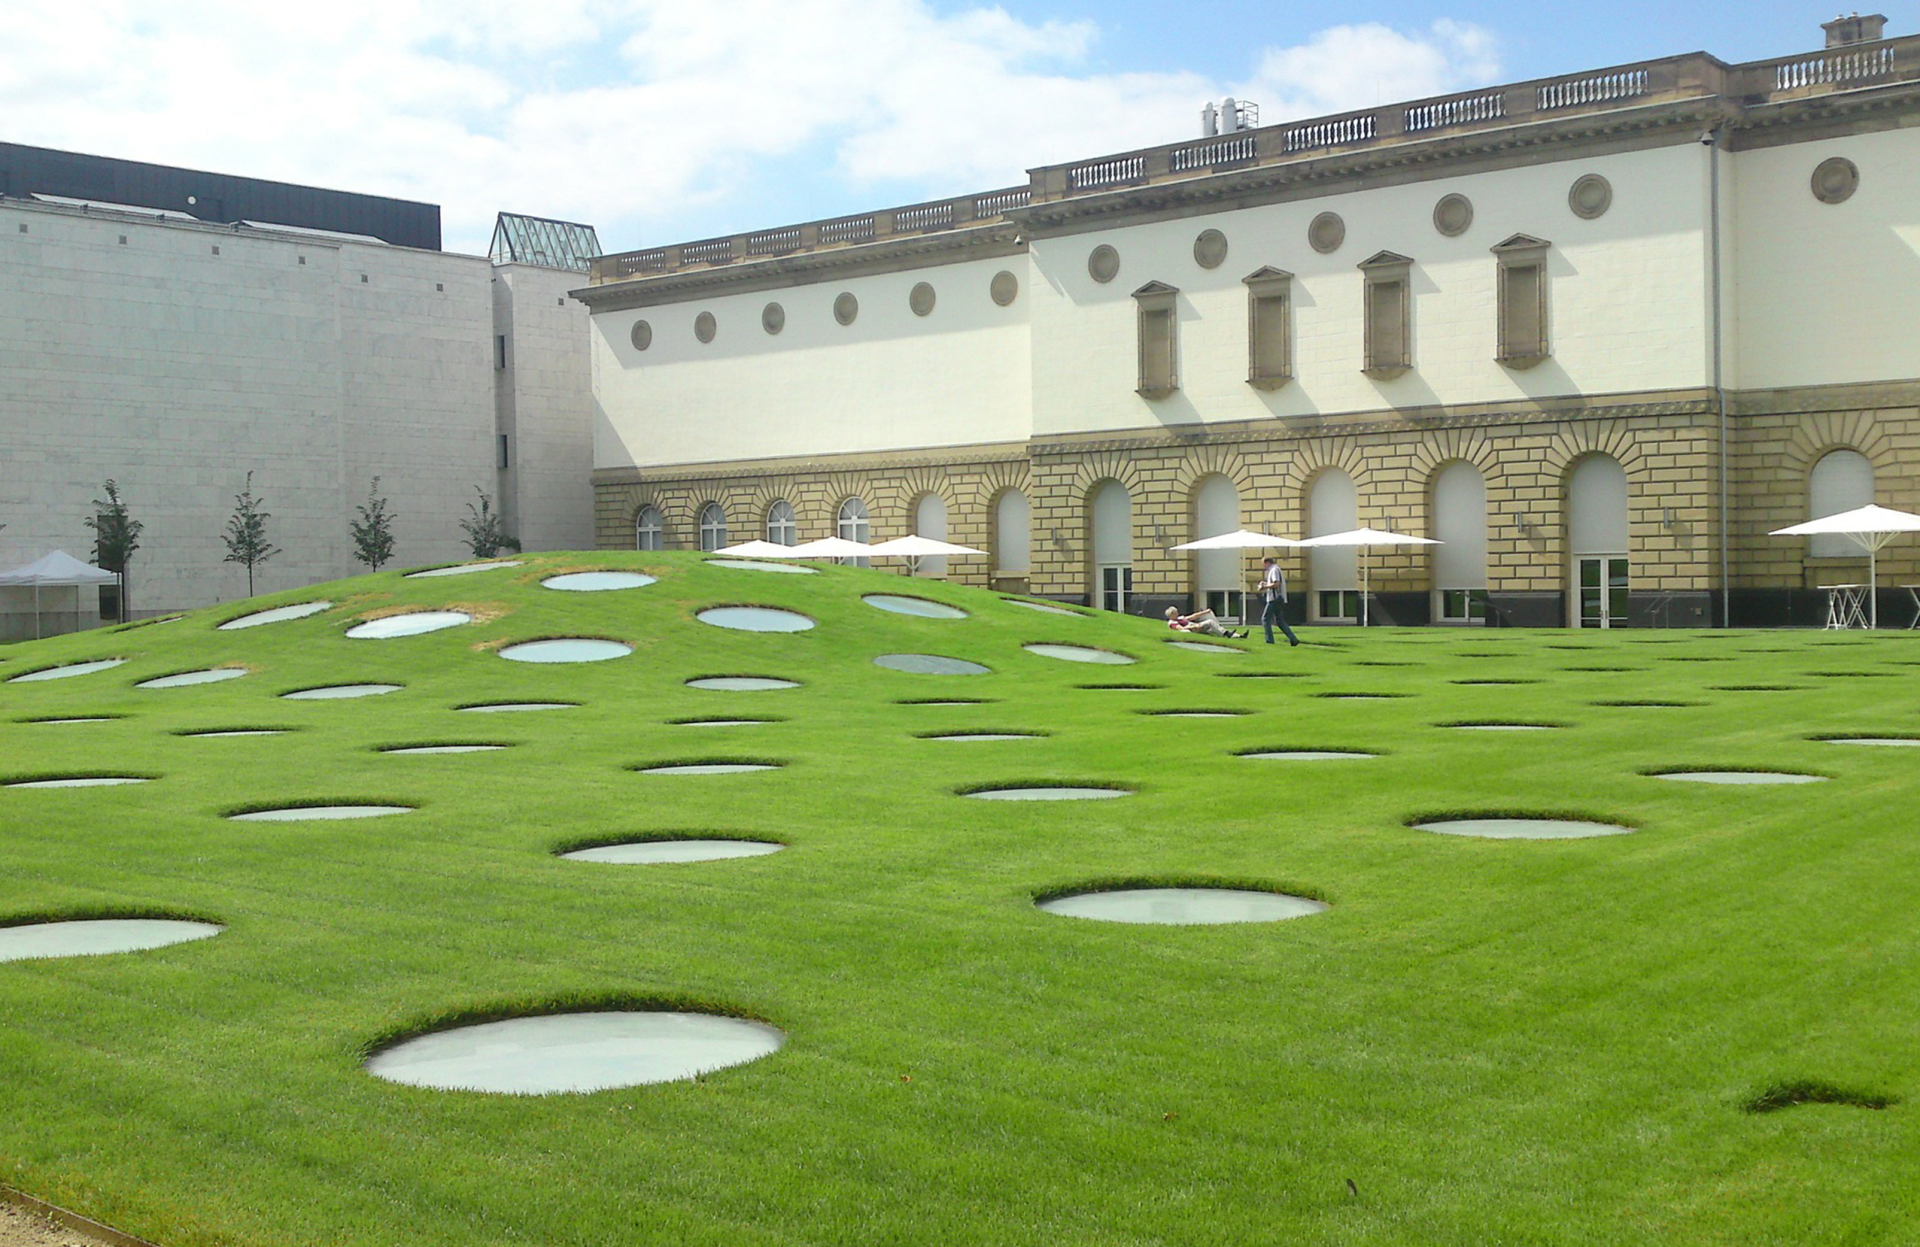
[1243, 267, 1294, 390]
[1132, 281, 1179, 399]
[635, 504, 664, 552]
[697, 502, 728, 552]
[1493, 234, 1551, 369]
[1358, 251, 1413, 380]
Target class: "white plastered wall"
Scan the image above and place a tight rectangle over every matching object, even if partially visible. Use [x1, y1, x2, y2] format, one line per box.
[1028, 142, 1714, 437]
[1730, 125, 1920, 390]
[592, 254, 1032, 469]
[493, 264, 595, 552]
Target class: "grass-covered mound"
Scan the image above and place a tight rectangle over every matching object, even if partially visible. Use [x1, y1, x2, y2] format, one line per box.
[1, 552, 1916, 1246]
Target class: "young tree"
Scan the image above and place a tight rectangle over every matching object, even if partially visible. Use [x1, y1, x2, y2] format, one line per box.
[459, 486, 520, 559]
[84, 479, 144, 623]
[222, 471, 281, 597]
[349, 476, 397, 571]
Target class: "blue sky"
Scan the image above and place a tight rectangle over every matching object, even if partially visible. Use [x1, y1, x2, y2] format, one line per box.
[3, 2, 1906, 256]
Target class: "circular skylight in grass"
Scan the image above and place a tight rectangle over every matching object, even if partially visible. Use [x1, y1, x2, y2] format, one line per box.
[1165, 640, 1242, 654]
[1590, 699, 1698, 708]
[1137, 708, 1251, 718]
[5, 775, 150, 789]
[1036, 887, 1326, 925]
[283, 684, 401, 700]
[708, 559, 815, 574]
[1452, 679, 1540, 686]
[696, 606, 814, 633]
[863, 594, 968, 619]
[406, 560, 523, 578]
[1023, 644, 1134, 665]
[1075, 683, 1162, 691]
[380, 744, 509, 755]
[347, 611, 471, 640]
[560, 839, 784, 864]
[0, 918, 222, 962]
[137, 668, 248, 689]
[895, 697, 991, 706]
[1710, 685, 1804, 693]
[7, 659, 126, 683]
[1803, 670, 1899, 679]
[917, 730, 1045, 741]
[1238, 749, 1376, 761]
[1003, 598, 1083, 616]
[874, 654, 991, 675]
[1316, 692, 1411, 701]
[542, 572, 657, 592]
[670, 716, 781, 727]
[218, 601, 332, 630]
[962, 784, 1129, 801]
[1440, 722, 1560, 732]
[23, 716, 122, 725]
[229, 804, 413, 821]
[686, 676, 799, 691]
[458, 701, 578, 712]
[1412, 815, 1633, 840]
[499, 639, 632, 663]
[1647, 770, 1826, 785]
[180, 728, 292, 738]
[1216, 672, 1306, 680]
[631, 760, 783, 775]
[1816, 735, 1920, 747]
[364, 1010, 785, 1093]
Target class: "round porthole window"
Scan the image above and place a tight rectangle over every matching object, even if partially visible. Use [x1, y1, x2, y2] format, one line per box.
[1193, 229, 1228, 269]
[909, 283, 936, 316]
[1088, 244, 1120, 283]
[1569, 174, 1613, 220]
[834, 292, 859, 325]
[630, 320, 652, 351]
[694, 311, 716, 343]
[1433, 193, 1473, 237]
[1308, 212, 1345, 254]
[762, 302, 785, 334]
[990, 270, 1019, 306]
[1811, 157, 1859, 205]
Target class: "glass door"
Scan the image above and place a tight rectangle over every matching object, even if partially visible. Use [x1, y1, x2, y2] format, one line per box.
[1100, 565, 1131, 613]
[1576, 556, 1629, 628]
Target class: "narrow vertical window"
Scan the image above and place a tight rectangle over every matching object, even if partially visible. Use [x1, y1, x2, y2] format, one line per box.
[497, 434, 510, 470]
[635, 505, 664, 551]
[1243, 267, 1293, 390]
[495, 335, 508, 370]
[698, 502, 728, 552]
[1358, 251, 1412, 379]
[1132, 281, 1179, 399]
[1493, 234, 1550, 368]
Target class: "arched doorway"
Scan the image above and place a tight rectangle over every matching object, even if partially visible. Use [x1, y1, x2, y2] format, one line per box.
[1191, 474, 1242, 621]
[913, 493, 949, 577]
[1308, 470, 1358, 621]
[1431, 462, 1487, 623]
[1567, 455, 1628, 628]
[1090, 481, 1132, 612]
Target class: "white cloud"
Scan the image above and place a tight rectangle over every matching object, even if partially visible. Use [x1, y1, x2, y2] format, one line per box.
[0, 4, 1500, 254]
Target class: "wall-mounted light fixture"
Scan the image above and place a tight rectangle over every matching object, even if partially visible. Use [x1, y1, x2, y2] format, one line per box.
[1514, 514, 1537, 537]
[1661, 507, 1678, 530]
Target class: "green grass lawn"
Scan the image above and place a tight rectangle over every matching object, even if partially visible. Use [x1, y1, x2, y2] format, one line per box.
[2, 552, 1917, 1246]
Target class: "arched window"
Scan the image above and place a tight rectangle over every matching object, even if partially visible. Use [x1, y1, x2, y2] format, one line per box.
[1808, 449, 1874, 559]
[1307, 470, 1358, 620]
[994, 489, 1031, 577]
[837, 497, 870, 566]
[1190, 474, 1242, 620]
[913, 493, 949, 577]
[1567, 454, 1629, 628]
[1431, 462, 1487, 622]
[697, 502, 728, 552]
[765, 500, 797, 547]
[635, 505, 664, 552]
[1090, 480, 1132, 612]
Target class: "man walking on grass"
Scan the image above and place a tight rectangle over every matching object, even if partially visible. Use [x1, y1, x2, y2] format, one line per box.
[1257, 556, 1301, 646]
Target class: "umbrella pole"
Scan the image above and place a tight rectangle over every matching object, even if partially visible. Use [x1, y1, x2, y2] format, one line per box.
[1870, 544, 1879, 629]
[1361, 550, 1370, 628]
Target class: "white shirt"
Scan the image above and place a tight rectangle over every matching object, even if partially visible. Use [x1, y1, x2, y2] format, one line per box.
[1260, 563, 1286, 603]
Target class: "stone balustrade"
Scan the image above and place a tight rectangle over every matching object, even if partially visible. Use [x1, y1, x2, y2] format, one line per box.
[589, 35, 1920, 286]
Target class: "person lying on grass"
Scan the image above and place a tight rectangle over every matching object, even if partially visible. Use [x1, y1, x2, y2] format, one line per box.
[1164, 606, 1247, 639]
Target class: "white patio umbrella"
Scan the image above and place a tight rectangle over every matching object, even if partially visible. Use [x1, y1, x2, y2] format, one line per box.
[1295, 527, 1441, 628]
[711, 539, 807, 558]
[1167, 528, 1305, 551]
[1769, 503, 1920, 628]
[786, 536, 875, 560]
[867, 535, 986, 575]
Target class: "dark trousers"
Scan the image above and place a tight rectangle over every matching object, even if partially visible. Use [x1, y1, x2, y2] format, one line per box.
[1261, 596, 1299, 645]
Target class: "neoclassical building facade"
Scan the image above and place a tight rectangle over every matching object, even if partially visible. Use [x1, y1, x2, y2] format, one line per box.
[580, 17, 1920, 627]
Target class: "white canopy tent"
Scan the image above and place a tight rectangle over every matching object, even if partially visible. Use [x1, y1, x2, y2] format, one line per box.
[1769, 504, 1920, 628]
[1294, 527, 1441, 627]
[711, 539, 808, 559]
[1167, 528, 1305, 552]
[0, 550, 121, 639]
[786, 537, 875, 560]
